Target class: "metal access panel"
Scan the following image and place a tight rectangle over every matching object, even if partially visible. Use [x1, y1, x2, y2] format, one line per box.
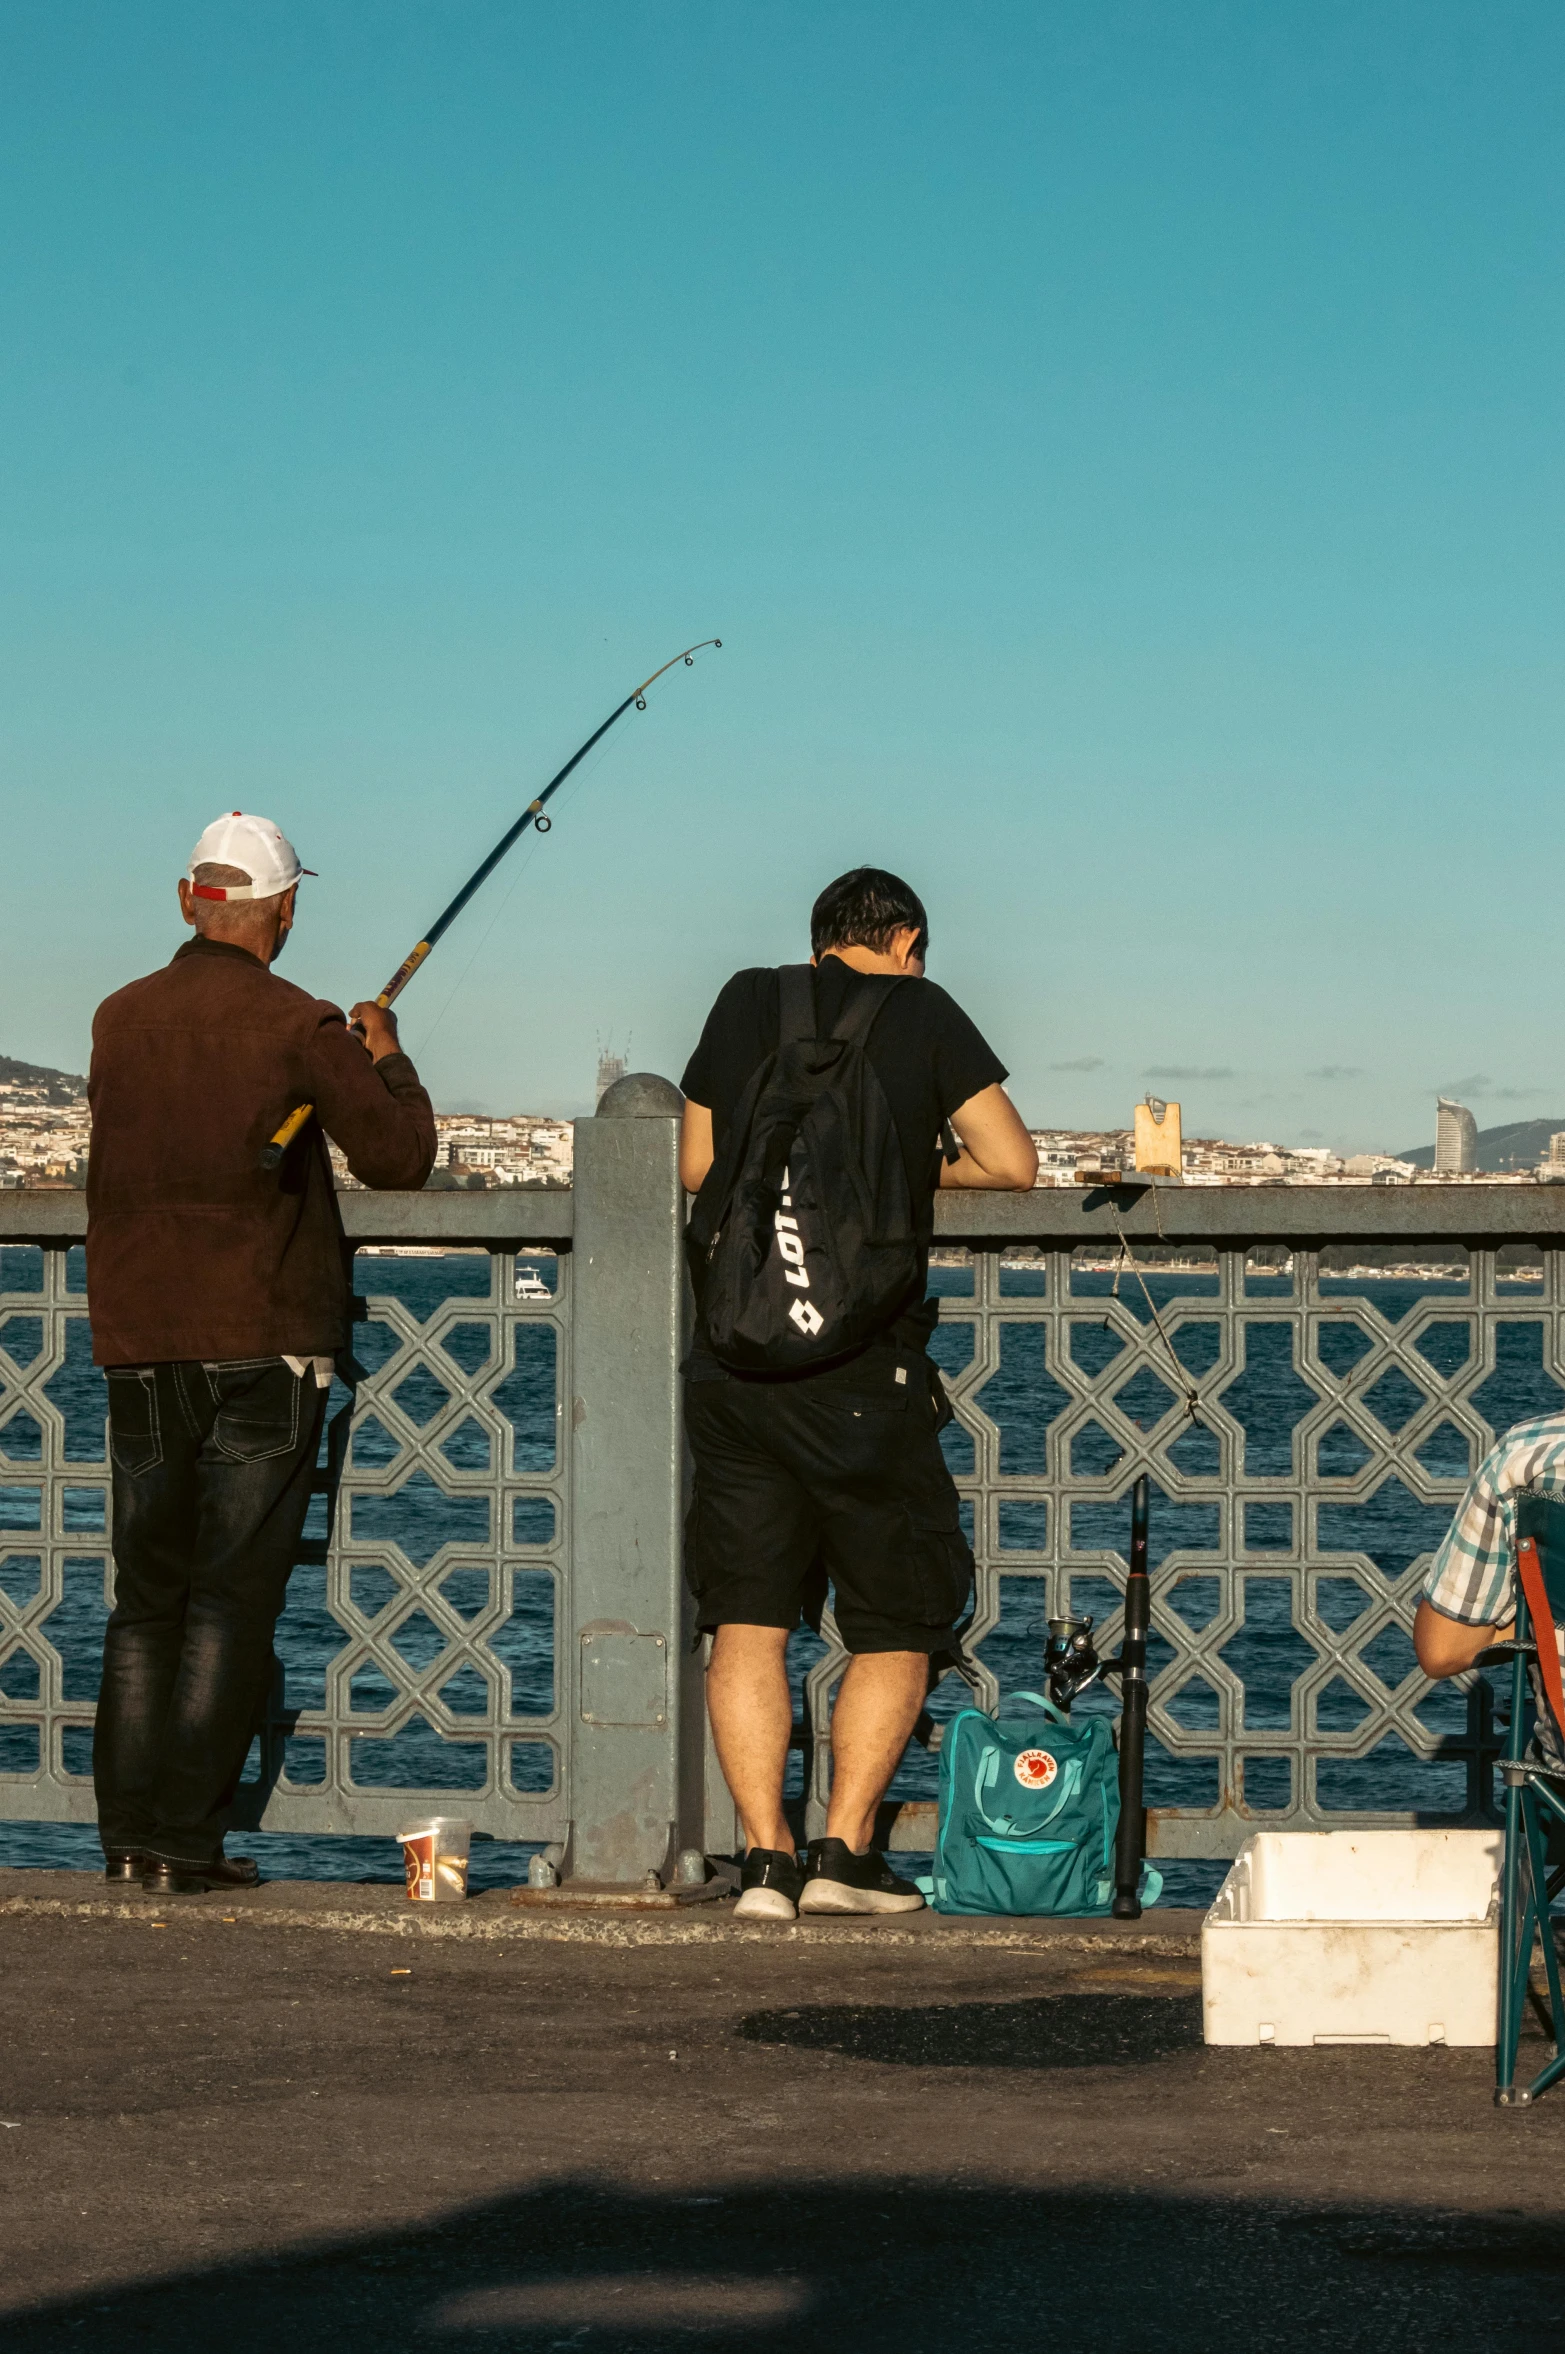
[580, 1628, 668, 1727]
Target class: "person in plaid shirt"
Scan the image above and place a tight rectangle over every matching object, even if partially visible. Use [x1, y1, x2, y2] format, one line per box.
[1416, 1413, 1565, 1769]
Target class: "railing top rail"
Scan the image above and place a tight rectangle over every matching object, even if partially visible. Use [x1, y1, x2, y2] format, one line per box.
[934, 1181, 1565, 1247]
[7, 1181, 1555, 1251]
[0, 1190, 574, 1247]
[341, 1190, 573, 1246]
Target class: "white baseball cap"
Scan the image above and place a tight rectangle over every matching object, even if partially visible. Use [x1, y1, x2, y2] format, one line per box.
[186, 812, 315, 902]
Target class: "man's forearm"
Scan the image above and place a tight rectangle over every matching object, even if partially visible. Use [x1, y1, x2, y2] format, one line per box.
[312, 1025, 437, 1190]
[1413, 1595, 1512, 1678]
[939, 1147, 1035, 1190]
[941, 1084, 1039, 1189]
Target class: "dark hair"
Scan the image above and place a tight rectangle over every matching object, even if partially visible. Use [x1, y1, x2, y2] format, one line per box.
[810, 867, 929, 958]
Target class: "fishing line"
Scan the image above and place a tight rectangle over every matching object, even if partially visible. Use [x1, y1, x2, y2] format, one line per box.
[1106, 1195, 1204, 1427]
[407, 838, 544, 1062]
[407, 724, 628, 1061]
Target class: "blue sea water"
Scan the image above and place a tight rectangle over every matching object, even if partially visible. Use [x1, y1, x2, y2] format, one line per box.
[1, 1248, 1547, 1902]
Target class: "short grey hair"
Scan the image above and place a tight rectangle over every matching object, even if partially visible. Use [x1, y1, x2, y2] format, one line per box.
[187, 859, 288, 936]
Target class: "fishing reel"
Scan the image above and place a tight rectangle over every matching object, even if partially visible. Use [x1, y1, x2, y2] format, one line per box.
[1045, 1613, 1104, 1713]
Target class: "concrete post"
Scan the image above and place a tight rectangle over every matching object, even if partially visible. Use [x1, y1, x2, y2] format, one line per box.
[564, 1075, 703, 1885]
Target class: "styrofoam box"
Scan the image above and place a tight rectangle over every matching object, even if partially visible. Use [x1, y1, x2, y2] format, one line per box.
[1202, 1830, 1502, 2048]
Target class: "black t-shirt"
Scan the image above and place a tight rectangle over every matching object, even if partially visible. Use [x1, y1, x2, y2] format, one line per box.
[681, 956, 1008, 1359]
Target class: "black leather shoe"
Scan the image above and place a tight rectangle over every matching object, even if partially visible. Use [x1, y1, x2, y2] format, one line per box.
[104, 1850, 145, 1884]
[141, 1854, 261, 1895]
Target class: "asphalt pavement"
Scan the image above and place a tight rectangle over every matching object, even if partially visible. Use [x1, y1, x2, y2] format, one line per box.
[0, 1870, 1560, 2352]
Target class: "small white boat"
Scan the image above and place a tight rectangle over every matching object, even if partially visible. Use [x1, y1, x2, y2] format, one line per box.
[514, 1267, 552, 1301]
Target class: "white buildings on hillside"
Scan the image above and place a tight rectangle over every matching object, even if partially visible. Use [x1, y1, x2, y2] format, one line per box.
[1025, 1129, 1430, 1186]
[0, 1056, 582, 1193]
[329, 1113, 574, 1191]
[436, 1114, 574, 1184]
[0, 1064, 91, 1185]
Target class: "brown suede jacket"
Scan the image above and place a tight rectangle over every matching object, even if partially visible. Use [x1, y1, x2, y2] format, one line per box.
[86, 936, 437, 1365]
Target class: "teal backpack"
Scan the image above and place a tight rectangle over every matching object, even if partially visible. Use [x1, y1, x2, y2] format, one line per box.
[920, 1691, 1162, 1917]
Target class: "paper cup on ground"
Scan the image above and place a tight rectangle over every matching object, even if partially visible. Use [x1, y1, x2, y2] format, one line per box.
[397, 1817, 472, 1902]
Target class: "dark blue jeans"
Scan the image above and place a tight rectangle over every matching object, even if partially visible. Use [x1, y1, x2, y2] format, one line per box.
[94, 1358, 328, 1865]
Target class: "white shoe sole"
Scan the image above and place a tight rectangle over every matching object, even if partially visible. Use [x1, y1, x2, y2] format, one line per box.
[733, 1885, 798, 1921]
[797, 1879, 925, 1915]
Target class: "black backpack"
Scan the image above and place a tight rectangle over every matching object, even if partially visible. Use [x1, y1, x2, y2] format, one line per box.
[686, 966, 922, 1373]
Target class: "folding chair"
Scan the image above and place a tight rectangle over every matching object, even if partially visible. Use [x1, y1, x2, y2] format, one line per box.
[1494, 1491, 1565, 2106]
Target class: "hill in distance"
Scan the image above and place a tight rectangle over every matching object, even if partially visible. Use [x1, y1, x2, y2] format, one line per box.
[0, 1054, 87, 1104]
[1398, 1116, 1565, 1173]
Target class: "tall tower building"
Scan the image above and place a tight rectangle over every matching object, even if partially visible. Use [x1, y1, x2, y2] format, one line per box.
[1434, 1097, 1477, 1175]
[595, 1046, 627, 1108]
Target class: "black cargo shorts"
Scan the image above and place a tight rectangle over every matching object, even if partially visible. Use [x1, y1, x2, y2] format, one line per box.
[683, 1346, 973, 1654]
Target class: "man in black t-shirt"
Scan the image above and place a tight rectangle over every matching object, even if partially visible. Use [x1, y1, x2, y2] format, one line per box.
[680, 867, 1038, 1922]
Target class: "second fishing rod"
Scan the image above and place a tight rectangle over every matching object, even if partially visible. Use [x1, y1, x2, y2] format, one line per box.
[260, 638, 722, 1171]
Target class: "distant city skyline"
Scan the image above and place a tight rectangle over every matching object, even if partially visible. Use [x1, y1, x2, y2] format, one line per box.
[5, 1041, 1561, 1188]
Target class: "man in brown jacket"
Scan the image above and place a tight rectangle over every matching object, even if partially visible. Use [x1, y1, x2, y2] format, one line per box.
[87, 812, 437, 1894]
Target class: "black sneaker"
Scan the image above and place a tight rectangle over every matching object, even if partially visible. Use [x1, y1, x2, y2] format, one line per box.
[733, 1847, 805, 1922]
[799, 1838, 925, 1916]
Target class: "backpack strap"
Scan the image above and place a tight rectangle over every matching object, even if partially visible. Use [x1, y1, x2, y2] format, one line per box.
[777, 965, 818, 1045]
[825, 971, 906, 1050]
[776, 965, 906, 1052]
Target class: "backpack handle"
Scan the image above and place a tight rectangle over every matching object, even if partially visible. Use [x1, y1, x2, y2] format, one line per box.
[996, 1689, 1070, 1726]
[778, 962, 907, 1052]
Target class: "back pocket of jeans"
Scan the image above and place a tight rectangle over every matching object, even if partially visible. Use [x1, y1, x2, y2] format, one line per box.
[106, 1368, 162, 1475]
[209, 1361, 303, 1462]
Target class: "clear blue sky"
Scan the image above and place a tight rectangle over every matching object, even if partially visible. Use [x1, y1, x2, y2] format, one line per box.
[1, 2, 1559, 1146]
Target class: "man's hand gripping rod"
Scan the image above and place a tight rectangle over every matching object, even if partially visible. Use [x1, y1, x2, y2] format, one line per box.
[259, 639, 722, 1170]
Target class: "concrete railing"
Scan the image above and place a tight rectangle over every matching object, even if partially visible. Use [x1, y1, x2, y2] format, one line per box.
[0, 1082, 714, 1891]
[4, 1106, 1559, 1881]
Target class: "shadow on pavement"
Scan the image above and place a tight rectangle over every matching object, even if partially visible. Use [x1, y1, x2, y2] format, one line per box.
[735, 1991, 1204, 2068]
[6, 2176, 1562, 2353]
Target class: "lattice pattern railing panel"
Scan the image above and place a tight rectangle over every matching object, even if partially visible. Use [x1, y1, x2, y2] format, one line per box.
[0, 1244, 569, 1841]
[803, 1248, 1543, 1855]
[0, 1245, 107, 1811]
[7, 1229, 1553, 1860]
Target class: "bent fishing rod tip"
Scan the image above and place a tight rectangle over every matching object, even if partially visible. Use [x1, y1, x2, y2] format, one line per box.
[258, 636, 722, 1171]
[634, 636, 722, 708]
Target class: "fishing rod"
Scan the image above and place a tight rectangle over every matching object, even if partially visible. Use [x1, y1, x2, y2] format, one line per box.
[1043, 1471, 1151, 1917]
[259, 637, 722, 1171]
[1112, 1473, 1151, 1919]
